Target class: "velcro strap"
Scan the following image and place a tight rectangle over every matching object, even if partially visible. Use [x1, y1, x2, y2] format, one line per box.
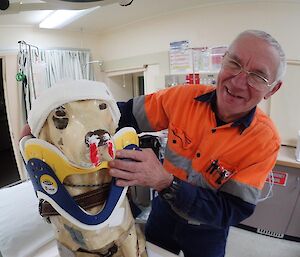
[78, 244, 118, 257]
[40, 185, 109, 217]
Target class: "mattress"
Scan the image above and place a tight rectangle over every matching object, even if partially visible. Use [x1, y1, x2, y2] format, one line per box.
[0, 180, 179, 257]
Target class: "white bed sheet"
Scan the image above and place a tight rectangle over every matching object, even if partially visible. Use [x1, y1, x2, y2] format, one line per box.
[0, 181, 55, 257]
[0, 181, 179, 257]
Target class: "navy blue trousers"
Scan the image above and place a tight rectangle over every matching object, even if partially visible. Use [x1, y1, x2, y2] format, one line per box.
[145, 196, 228, 257]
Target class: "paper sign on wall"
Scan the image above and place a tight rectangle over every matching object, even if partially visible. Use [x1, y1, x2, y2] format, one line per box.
[169, 40, 193, 75]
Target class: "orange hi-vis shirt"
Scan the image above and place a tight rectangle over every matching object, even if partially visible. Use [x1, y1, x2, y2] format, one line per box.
[132, 85, 280, 205]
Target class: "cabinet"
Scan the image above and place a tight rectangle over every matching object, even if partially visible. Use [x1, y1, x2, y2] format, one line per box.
[165, 72, 218, 87]
[286, 192, 300, 237]
[240, 164, 300, 239]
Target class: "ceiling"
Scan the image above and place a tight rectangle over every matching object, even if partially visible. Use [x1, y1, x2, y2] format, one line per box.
[0, 0, 232, 34]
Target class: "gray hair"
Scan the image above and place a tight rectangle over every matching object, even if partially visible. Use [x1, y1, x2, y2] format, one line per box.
[231, 30, 286, 83]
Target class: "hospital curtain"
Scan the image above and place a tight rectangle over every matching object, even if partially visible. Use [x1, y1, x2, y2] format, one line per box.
[19, 48, 95, 119]
[40, 49, 95, 88]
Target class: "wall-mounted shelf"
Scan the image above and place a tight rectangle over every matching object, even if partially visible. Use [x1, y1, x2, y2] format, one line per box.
[165, 72, 218, 87]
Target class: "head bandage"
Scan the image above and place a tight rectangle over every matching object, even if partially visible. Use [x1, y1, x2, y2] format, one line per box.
[28, 79, 120, 137]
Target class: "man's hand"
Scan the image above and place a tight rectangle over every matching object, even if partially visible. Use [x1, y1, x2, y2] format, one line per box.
[109, 148, 173, 192]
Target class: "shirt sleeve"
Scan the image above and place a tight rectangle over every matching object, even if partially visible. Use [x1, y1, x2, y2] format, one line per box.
[170, 144, 279, 229]
[117, 88, 171, 133]
[117, 99, 141, 133]
[171, 180, 256, 229]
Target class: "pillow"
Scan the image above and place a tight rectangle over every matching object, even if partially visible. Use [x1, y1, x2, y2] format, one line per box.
[0, 181, 55, 257]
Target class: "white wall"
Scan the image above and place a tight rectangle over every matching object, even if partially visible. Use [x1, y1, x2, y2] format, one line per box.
[4, 1, 297, 118]
[97, 2, 299, 60]
[2, 1, 300, 178]
[105, 74, 134, 101]
[96, 1, 300, 115]
[0, 27, 102, 56]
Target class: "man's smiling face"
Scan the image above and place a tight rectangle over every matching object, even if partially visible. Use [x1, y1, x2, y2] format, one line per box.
[216, 34, 281, 122]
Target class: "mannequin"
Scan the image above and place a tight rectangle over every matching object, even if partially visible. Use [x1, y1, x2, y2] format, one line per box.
[20, 80, 147, 257]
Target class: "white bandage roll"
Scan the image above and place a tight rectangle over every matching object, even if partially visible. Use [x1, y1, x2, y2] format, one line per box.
[28, 79, 120, 138]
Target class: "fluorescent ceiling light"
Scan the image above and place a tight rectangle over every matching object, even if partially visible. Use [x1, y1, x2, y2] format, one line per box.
[39, 6, 100, 29]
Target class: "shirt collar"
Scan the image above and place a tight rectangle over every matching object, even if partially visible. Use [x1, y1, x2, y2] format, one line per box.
[194, 89, 256, 132]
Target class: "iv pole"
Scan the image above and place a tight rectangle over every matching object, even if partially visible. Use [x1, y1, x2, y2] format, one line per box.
[17, 40, 39, 100]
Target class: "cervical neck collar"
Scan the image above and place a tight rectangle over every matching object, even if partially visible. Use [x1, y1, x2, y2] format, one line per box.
[20, 127, 139, 230]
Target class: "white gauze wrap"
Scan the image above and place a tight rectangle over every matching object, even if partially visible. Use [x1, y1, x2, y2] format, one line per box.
[28, 79, 121, 137]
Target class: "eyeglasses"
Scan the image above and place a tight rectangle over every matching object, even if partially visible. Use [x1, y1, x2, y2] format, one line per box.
[222, 52, 277, 91]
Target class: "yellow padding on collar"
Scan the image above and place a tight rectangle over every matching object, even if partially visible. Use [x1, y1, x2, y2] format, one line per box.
[113, 128, 139, 151]
[23, 127, 139, 183]
[24, 140, 107, 183]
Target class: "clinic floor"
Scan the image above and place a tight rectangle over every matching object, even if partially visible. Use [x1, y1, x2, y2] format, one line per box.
[224, 226, 300, 257]
[178, 226, 300, 257]
[177, 226, 300, 257]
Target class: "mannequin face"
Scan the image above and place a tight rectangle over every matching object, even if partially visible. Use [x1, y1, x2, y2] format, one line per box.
[39, 99, 118, 167]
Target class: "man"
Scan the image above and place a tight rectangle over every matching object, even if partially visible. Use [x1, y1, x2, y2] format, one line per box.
[109, 30, 286, 257]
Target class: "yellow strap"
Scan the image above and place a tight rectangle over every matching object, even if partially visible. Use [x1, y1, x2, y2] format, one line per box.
[24, 143, 106, 182]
